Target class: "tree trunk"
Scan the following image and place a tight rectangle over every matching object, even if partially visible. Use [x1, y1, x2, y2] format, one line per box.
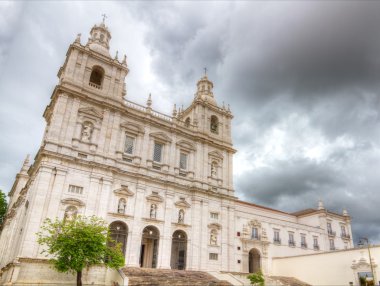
[77, 270, 82, 286]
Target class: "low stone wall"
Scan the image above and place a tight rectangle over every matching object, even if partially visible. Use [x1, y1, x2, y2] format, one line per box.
[272, 245, 380, 286]
[0, 258, 124, 286]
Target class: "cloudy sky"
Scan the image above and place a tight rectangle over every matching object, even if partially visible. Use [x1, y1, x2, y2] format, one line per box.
[1, 1, 380, 244]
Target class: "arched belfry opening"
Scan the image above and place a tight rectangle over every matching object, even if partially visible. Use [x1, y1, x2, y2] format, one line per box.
[140, 226, 160, 268]
[89, 66, 104, 88]
[210, 115, 219, 134]
[170, 230, 187, 270]
[249, 248, 261, 273]
[109, 221, 128, 256]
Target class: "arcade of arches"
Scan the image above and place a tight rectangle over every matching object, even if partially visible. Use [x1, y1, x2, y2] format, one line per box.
[109, 222, 189, 270]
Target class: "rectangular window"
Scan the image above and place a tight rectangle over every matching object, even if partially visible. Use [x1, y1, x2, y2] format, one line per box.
[341, 225, 346, 236]
[274, 230, 281, 243]
[124, 135, 134, 155]
[329, 239, 335, 250]
[209, 253, 218, 260]
[313, 237, 319, 250]
[210, 212, 219, 219]
[68, 185, 83, 195]
[327, 222, 332, 231]
[179, 153, 188, 170]
[301, 235, 307, 248]
[288, 232, 295, 246]
[251, 227, 259, 239]
[153, 142, 163, 163]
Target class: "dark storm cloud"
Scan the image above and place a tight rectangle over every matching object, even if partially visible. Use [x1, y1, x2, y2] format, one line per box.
[132, 1, 380, 243]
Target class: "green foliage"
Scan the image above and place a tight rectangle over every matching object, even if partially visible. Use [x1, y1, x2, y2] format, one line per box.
[37, 216, 124, 275]
[247, 269, 265, 286]
[0, 190, 7, 225]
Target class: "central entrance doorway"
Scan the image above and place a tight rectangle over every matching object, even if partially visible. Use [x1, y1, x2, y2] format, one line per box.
[140, 226, 160, 268]
[249, 248, 261, 273]
[170, 230, 187, 270]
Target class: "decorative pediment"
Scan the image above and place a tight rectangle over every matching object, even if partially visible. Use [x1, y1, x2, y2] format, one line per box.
[208, 223, 222, 230]
[146, 192, 164, 203]
[248, 219, 261, 227]
[120, 121, 145, 135]
[174, 198, 191, 208]
[149, 132, 172, 143]
[61, 198, 85, 207]
[208, 150, 223, 160]
[78, 107, 103, 119]
[113, 186, 135, 197]
[176, 140, 196, 151]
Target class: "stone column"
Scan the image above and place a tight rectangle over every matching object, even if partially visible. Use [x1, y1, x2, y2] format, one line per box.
[158, 192, 174, 269]
[221, 205, 229, 271]
[126, 185, 146, 267]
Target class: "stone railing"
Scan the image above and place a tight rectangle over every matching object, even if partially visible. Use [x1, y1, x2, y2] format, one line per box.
[88, 82, 102, 89]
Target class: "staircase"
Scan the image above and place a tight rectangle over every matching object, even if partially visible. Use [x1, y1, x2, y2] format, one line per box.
[268, 276, 311, 286]
[122, 267, 232, 286]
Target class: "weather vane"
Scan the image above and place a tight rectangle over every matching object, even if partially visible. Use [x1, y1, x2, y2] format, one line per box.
[102, 14, 107, 24]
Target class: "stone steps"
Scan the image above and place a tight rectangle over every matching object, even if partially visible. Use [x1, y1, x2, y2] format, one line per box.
[122, 267, 232, 286]
[268, 276, 312, 286]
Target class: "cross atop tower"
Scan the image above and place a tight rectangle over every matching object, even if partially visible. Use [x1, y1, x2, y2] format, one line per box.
[102, 13, 107, 24]
[204, 67, 207, 76]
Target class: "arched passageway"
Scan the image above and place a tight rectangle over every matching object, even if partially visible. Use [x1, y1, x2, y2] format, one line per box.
[140, 226, 160, 268]
[249, 248, 261, 273]
[170, 230, 187, 270]
[109, 221, 128, 256]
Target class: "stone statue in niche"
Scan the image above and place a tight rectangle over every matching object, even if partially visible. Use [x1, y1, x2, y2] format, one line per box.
[150, 204, 157, 219]
[210, 230, 218, 245]
[118, 198, 126, 214]
[81, 121, 94, 142]
[211, 162, 217, 178]
[64, 206, 78, 222]
[178, 209, 185, 224]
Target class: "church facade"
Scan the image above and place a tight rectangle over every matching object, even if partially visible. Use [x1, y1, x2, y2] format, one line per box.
[0, 21, 353, 284]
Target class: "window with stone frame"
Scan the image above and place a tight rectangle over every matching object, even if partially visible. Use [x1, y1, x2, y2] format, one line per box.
[179, 152, 188, 170]
[288, 232, 295, 246]
[124, 135, 135, 155]
[313, 236, 319, 249]
[68, 185, 83, 195]
[273, 229, 281, 244]
[301, 234, 307, 248]
[209, 253, 218, 260]
[251, 227, 259, 240]
[153, 142, 163, 163]
[329, 239, 335, 250]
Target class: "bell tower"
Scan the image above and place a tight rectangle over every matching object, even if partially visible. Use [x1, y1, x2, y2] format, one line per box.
[56, 19, 129, 105]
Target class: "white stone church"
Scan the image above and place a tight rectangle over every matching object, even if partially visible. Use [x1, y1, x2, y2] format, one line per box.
[0, 21, 355, 285]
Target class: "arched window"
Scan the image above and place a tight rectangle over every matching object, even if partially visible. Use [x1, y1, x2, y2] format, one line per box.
[150, 204, 157, 219]
[185, 117, 190, 127]
[118, 198, 127, 214]
[210, 115, 219, 134]
[64, 206, 78, 222]
[89, 66, 104, 88]
[178, 209, 185, 224]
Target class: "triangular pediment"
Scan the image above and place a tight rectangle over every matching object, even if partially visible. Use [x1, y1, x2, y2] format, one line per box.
[120, 121, 145, 134]
[176, 140, 196, 151]
[146, 192, 164, 203]
[78, 107, 103, 119]
[113, 187, 135, 197]
[208, 223, 222, 230]
[149, 132, 172, 143]
[174, 199, 191, 208]
[208, 150, 223, 160]
[61, 198, 85, 207]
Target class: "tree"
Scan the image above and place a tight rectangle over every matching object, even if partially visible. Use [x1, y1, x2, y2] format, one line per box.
[37, 216, 125, 286]
[247, 269, 265, 286]
[0, 190, 7, 225]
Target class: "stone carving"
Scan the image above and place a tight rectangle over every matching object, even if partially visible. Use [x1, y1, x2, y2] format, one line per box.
[210, 230, 218, 245]
[178, 209, 185, 224]
[211, 161, 217, 178]
[64, 206, 78, 221]
[81, 121, 94, 141]
[118, 198, 126, 214]
[150, 204, 157, 219]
